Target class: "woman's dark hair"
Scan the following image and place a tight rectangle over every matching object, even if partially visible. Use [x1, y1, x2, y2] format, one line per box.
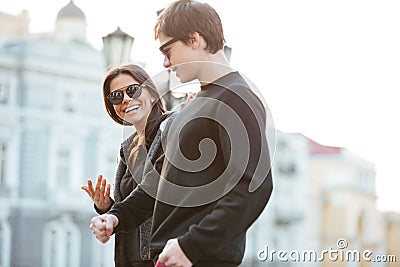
[102, 64, 167, 161]
[155, 0, 225, 54]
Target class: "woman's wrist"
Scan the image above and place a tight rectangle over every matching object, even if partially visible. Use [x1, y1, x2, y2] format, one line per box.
[95, 201, 111, 213]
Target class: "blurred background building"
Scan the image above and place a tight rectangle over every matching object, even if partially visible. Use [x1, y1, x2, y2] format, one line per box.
[243, 133, 399, 266]
[0, 1, 398, 267]
[0, 2, 118, 266]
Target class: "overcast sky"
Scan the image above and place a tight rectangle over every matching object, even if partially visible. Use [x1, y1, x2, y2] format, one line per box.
[2, 0, 400, 212]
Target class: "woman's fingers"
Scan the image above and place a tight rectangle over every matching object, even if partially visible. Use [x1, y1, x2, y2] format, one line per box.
[82, 179, 95, 198]
[81, 185, 90, 195]
[94, 175, 102, 192]
[98, 178, 107, 201]
[105, 183, 111, 198]
[82, 175, 111, 210]
[93, 175, 104, 200]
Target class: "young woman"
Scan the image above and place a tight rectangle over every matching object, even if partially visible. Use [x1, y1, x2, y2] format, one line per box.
[82, 64, 173, 267]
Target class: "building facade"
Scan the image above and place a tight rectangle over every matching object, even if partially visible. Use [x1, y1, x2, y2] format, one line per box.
[243, 132, 390, 267]
[0, 2, 118, 266]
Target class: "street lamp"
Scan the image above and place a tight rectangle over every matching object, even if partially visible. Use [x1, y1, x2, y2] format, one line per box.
[102, 27, 134, 69]
[224, 45, 232, 63]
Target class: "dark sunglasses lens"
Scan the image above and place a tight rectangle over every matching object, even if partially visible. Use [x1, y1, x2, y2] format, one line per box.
[108, 91, 123, 105]
[126, 84, 142, 99]
[108, 84, 142, 105]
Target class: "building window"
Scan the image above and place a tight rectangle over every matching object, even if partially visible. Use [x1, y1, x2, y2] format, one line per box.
[43, 218, 81, 267]
[0, 144, 6, 186]
[56, 149, 71, 186]
[277, 162, 297, 176]
[0, 225, 3, 266]
[0, 220, 11, 267]
[0, 83, 9, 104]
[43, 225, 61, 267]
[65, 231, 73, 267]
[49, 230, 58, 267]
[63, 91, 74, 112]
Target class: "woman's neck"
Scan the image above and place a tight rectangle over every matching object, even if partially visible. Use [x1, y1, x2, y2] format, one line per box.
[132, 119, 146, 137]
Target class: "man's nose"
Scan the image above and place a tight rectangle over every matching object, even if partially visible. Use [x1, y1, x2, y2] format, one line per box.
[163, 56, 171, 68]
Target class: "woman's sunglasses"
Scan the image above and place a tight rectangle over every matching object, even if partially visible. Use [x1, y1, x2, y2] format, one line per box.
[106, 83, 143, 105]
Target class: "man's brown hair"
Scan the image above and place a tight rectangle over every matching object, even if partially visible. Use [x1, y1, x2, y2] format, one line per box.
[155, 0, 225, 54]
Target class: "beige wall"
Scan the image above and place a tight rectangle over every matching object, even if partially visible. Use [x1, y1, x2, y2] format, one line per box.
[308, 154, 384, 267]
[385, 213, 400, 267]
[0, 11, 29, 37]
[321, 190, 381, 267]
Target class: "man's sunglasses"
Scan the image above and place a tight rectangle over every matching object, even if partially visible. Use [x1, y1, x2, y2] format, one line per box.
[159, 38, 185, 60]
[106, 83, 143, 105]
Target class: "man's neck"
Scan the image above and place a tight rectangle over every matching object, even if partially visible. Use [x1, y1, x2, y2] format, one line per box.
[198, 50, 233, 86]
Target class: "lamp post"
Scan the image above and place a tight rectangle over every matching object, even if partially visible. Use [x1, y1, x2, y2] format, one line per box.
[102, 27, 134, 69]
[224, 45, 232, 63]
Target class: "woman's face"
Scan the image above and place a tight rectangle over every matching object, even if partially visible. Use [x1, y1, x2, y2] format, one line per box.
[109, 73, 154, 130]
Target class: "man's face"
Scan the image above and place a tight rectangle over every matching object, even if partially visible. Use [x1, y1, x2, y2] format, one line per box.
[159, 34, 199, 83]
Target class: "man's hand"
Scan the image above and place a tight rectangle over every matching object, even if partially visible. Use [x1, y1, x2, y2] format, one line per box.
[90, 214, 119, 243]
[158, 238, 192, 267]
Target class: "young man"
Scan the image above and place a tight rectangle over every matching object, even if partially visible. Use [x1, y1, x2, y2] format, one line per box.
[90, 1, 273, 266]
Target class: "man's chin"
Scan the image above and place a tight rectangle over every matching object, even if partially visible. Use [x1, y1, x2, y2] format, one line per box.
[176, 75, 189, 84]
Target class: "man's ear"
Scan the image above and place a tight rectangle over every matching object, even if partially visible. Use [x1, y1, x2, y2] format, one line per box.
[188, 32, 202, 49]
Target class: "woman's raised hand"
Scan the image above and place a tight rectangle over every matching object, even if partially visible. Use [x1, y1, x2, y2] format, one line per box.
[81, 174, 112, 212]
